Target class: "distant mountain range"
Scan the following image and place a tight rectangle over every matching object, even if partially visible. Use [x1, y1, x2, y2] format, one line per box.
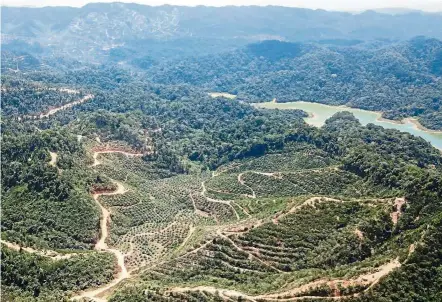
[371, 8, 431, 15]
[2, 3, 442, 63]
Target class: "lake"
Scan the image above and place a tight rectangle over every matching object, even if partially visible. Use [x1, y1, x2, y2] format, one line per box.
[253, 101, 442, 150]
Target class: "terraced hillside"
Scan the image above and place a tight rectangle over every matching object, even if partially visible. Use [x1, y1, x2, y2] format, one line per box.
[66, 140, 437, 301]
[101, 146, 424, 302]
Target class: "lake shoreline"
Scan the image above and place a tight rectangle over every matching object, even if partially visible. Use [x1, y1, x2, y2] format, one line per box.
[403, 118, 442, 134]
[252, 100, 442, 150]
[254, 100, 442, 134]
[318, 103, 442, 134]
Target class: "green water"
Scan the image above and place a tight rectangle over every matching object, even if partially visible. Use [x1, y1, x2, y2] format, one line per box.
[254, 101, 442, 150]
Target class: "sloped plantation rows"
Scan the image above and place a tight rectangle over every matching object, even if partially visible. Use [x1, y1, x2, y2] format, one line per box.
[91, 153, 166, 184]
[109, 196, 184, 229]
[206, 167, 392, 200]
[123, 218, 194, 270]
[204, 148, 339, 200]
[91, 153, 225, 270]
[228, 147, 336, 173]
[143, 237, 280, 291]
[105, 174, 202, 236]
[235, 197, 294, 220]
[109, 149, 404, 292]
[191, 192, 238, 223]
[101, 191, 143, 208]
[135, 198, 399, 297]
[206, 173, 253, 198]
[241, 169, 390, 198]
[233, 200, 391, 271]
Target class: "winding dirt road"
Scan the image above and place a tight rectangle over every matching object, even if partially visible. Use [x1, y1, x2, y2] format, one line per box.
[71, 149, 148, 301]
[71, 180, 130, 302]
[189, 192, 212, 218]
[39, 94, 94, 118]
[168, 257, 402, 301]
[93, 181, 127, 250]
[237, 172, 256, 198]
[273, 196, 341, 224]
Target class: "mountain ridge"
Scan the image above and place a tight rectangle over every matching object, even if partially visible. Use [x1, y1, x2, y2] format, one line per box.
[3, 3, 442, 63]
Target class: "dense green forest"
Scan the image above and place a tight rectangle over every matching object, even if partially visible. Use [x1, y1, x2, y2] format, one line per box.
[147, 37, 442, 130]
[1, 247, 116, 301]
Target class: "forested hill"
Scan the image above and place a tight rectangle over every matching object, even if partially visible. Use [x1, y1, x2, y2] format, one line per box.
[148, 37, 442, 130]
[2, 3, 442, 62]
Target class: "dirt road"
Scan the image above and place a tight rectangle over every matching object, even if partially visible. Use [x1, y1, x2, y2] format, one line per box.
[71, 180, 130, 302]
[168, 257, 401, 301]
[0, 240, 75, 260]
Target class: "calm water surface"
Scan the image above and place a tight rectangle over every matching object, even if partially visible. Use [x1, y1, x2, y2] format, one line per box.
[254, 101, 442, 150]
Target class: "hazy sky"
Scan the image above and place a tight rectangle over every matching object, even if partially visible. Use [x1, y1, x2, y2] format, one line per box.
[2, 0, 442, 12]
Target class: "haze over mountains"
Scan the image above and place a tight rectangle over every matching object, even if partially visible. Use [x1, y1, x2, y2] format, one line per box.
[2, 3, 442, 63]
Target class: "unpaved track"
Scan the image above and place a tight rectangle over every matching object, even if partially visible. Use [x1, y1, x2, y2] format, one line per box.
[235, 168, 340, 200]
[189, 192, 212, 218]
[237, 173, 256, 198]
[177, 225, 196, 250]
[40, 94, 94, 118]
[25, 94, 94, 119]
[273, 196, 341, 224]
[93, 181, 127, 250]
[71, 162, 405, 301]
[208, 92, 237, 99]
[157, 193, 406, 300]
[71, 180, 129, 302]
[168, 257, 401, 301]
[1, 240, 75, 260]
[218, 231, 283, 273]
[233, 201, 252, 218]
[48, 151, 62, 174]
